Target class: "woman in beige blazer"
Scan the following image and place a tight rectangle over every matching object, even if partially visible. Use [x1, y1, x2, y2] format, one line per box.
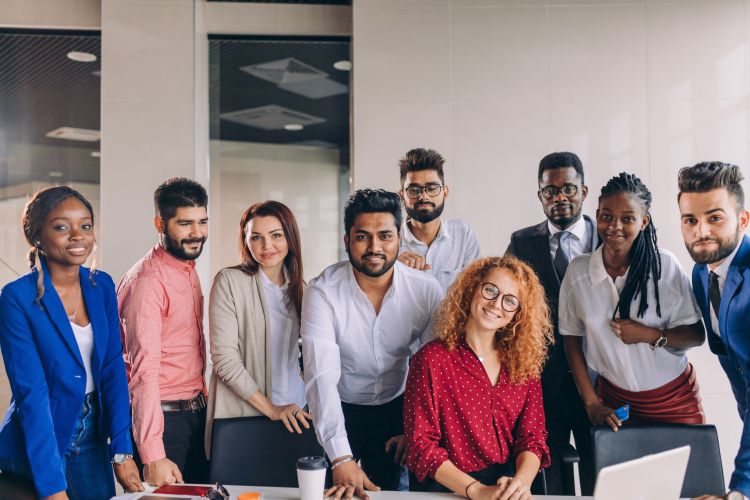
[205, 201, 311, 457]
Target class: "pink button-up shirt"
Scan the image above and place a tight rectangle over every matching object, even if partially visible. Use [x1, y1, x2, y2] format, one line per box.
[118, 244, 207, 463]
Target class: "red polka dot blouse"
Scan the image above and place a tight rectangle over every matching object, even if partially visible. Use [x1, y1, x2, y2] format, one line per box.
[404, 338, 550, 482]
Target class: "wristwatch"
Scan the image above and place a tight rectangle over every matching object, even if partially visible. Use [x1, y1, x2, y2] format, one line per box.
[726, 491, 747, 500]
[111, 453, 133, 466]
[650, 328, 668, 351]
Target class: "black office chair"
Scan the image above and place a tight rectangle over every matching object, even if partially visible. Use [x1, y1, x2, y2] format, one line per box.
[558, 424, 725, 498]
[210, 415, 325, 487]
[0, 471, 39, 500]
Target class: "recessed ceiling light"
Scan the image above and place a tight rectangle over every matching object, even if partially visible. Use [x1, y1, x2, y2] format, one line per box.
[91, 151, 101, 157]
[92, 70, 101, 77]
[48, 172, 64, 177]
[46, 127, 100, 142]
[333, 61, 352, 71]
[284, 124, 304, 131]
[67, 51, 97, 63]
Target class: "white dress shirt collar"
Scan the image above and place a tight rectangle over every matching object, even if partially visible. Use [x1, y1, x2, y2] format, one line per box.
[260, 265, 290, 291]
[346, 260, 400, 301]
[402, 218, 450, 246]
[548, 216, 587, 242]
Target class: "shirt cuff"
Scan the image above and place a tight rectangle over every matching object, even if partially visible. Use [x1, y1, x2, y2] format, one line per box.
[428, 454, 449, 479]
[138, 435, 166, 464]
[325, 436, 352, 462]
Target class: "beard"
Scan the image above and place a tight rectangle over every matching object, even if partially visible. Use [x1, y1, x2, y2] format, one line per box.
[405, 199, 445, 224]
[162, 232, 206, 261]
[685, 225, 740, 265]
[348, 249, 398, 278]
[548, 203, 582, 229]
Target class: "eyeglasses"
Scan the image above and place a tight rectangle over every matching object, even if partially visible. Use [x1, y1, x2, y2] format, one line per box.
[203, 483, 230, 500]
[540, 185, 580, 200]
[405, 184, 444, 199]
[479, 282, 521, 313]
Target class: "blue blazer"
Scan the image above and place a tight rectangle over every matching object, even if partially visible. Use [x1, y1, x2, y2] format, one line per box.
[0, 259, 132, 498]
[693, 235, 750, 496]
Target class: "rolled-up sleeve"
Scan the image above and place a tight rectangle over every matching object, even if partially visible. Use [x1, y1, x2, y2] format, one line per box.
[558, 271, 585, 337]
[512, 378, 550, 470]
[301, 286, 350, 460]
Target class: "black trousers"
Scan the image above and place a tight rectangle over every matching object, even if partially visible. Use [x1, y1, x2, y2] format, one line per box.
[132, 406, 210, 484]
[543, 372, 594, 496]
[409, 462, 515, 492]
[339, 395, 405, 491]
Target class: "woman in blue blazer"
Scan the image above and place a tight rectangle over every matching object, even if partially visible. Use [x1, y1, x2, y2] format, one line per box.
[0, 187, 144, 500]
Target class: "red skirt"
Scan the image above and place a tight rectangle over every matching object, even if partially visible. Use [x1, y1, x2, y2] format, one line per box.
[597, 363, 705, 425]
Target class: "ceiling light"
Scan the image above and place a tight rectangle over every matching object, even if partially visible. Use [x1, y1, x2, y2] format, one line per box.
[284, 124, 304, 131]
[67, 51, 97, 63]
[90, 151, 101, 157]
[333, 61, 352, 71]
[48, 172, 64, 177]
[46, 127, 100, 142]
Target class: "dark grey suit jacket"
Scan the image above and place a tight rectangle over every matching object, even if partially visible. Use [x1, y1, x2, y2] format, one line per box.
[505, 215, 598, 403]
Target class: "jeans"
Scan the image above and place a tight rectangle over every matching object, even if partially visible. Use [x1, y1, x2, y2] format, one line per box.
[0, 392, 116, 500]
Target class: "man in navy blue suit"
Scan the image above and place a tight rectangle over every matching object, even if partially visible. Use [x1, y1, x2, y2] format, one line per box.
[679, 162, 750, 500]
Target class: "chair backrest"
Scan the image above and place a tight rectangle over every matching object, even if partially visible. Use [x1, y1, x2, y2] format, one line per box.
[591, 424, 725, 498]
[210, 416, 325, 487]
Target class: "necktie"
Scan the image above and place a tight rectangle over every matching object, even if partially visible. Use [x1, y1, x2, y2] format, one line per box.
[708, 271, 727, 355]
[554, 231, 571, 281]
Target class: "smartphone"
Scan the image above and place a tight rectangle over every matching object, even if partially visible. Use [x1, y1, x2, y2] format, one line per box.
[153, 485, 211, 496]
[613, 404, 629, 422]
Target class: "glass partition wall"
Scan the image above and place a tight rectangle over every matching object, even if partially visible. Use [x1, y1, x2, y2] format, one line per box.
[209, 36, 351, 282]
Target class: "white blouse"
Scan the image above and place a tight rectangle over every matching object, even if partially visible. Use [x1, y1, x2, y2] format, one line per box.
[260, 267, 306, 409]
[70, 321, 96, 394]
[559, 245, 702, 392]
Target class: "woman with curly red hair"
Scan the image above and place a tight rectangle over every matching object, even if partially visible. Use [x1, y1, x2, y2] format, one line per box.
[404, 256, 553, 500]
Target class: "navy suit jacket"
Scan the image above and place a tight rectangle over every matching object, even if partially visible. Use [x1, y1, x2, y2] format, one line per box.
[0, 259, 132, 498]
[693, 235, 750, 496]
[506, 215, 598, 403]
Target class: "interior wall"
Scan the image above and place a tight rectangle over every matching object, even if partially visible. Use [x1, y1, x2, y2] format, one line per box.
[352, 0, 747, 486]
[0, 0, 100, 29]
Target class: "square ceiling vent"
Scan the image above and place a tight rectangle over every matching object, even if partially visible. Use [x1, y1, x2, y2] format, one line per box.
[240, 57, 348, 99]
[45, 127, 101, 142]
[220, 104, 326, 130]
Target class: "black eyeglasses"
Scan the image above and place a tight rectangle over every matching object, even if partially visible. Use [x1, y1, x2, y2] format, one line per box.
[203, 483, 230, 500]
[540, 185, 580, 200]
[479, 282, 521, 312]
[405, 184, 444, 199]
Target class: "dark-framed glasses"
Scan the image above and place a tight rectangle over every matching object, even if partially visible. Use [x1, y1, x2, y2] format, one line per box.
[203, 483, 230, 500]
[405, 184, 444, 199]
[540, 184, 580, 200]
[480, 282, 521, 313]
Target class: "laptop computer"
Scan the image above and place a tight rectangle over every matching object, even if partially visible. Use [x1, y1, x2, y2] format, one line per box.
[593, 445, 691, 500]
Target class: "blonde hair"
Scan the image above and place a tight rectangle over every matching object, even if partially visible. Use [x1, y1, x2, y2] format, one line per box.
[435, 255, 554, 384]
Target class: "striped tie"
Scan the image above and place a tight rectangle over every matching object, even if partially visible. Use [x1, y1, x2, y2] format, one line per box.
[554, 231, 571, 281]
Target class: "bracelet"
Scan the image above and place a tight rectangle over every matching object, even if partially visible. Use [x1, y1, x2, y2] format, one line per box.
[330, 457, 354, 471]
[465, 480, 480, 499]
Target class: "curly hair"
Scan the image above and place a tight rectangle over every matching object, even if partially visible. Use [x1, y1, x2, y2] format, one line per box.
[434, 256, 554, 384]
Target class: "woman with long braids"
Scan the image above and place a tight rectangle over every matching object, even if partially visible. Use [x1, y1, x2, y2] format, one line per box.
[0, 187, 142, 499]
[559, 173, 706, 431]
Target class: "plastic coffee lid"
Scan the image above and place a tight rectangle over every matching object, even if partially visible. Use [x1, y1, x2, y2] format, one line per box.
[296, 456, 327, 470]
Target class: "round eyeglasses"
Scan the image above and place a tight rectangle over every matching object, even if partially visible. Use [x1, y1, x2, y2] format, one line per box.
[479, 282, 521, 313]
[540, 184, 580, 200]
[405, 184, 444, 199]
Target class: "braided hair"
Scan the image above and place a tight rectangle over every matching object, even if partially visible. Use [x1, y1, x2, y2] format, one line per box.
[599, 173, 661, 319]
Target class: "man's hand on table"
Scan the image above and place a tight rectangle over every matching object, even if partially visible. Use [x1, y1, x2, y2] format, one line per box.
[144, 457, 184, 487]
[325, 457, 380, 500]
[115, 458, 146, 492]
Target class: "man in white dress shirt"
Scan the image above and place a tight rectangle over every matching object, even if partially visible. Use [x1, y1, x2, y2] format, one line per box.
[302, 189, 443, 500]
[396, 148, 481, 292]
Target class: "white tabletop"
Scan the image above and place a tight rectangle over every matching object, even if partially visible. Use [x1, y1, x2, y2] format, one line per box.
[114, 484, 592, 500]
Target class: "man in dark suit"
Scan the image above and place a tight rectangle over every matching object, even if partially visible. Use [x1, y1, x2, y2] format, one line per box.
[506, 152, 597, 496]
[678, 162, 750, 500]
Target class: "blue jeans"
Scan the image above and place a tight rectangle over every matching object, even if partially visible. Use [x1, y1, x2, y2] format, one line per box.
[0, 392, 116, 500]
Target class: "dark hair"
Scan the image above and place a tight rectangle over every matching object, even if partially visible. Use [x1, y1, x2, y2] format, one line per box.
[154, 177, 208, 222]
[399, 148, 445, 185]
[538, 152, 584, 185]
[599, 173, 661, 320]
[22, 186, 96, 302]
[229, 201, 304, 319]
[677, 162, 745, 213]
[344, 189, 403, 236]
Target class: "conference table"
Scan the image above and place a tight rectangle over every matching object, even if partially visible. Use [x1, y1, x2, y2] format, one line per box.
[114, 484, 592, 500]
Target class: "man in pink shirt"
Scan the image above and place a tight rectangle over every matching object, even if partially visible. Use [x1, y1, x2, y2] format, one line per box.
[118, 177, 209, 486]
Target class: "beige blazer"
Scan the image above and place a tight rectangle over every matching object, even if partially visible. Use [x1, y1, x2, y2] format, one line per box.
[205, 268, 272, 458]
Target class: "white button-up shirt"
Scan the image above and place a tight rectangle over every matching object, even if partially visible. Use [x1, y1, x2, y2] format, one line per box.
[399, 218, 481, 292]
[559, 245, 702, 392]
[547, 217, 592, 262]
[260, 267, 306, 409]
[301, 260, 443, 459]
[708, 241, 741, 338]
